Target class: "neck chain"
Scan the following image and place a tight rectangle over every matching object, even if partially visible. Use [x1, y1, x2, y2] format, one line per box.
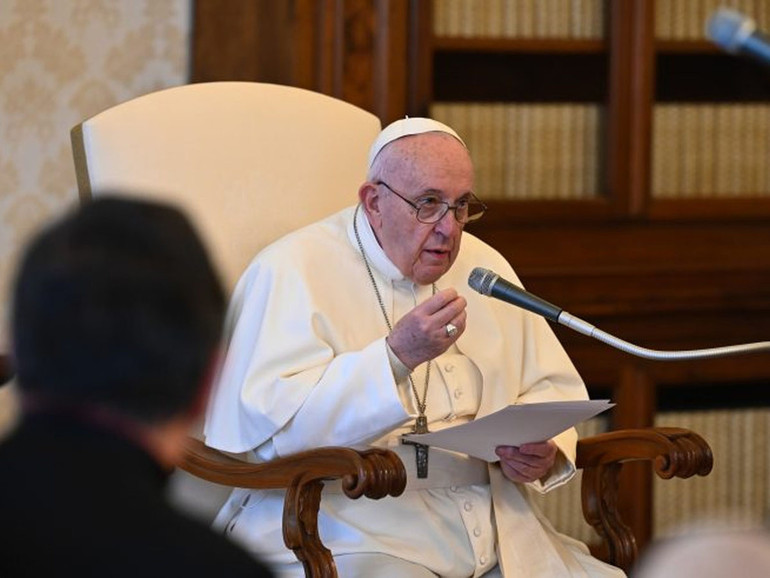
[353, 204, 434, 429]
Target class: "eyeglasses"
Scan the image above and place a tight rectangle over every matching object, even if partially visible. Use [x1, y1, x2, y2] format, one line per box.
[376, 181, 487, 224]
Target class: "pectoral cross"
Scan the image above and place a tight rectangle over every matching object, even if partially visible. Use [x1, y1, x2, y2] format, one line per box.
[402, 415, 430, 478]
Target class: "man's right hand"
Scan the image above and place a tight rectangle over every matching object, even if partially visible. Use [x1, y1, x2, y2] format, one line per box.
[386, 288, 467, 370]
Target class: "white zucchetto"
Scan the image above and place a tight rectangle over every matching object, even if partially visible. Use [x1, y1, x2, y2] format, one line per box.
[367, 117, 467, 169]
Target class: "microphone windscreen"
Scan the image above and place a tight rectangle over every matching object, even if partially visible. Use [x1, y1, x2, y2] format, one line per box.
[706, 8, 754, 52]
[468, 267, 496, 295]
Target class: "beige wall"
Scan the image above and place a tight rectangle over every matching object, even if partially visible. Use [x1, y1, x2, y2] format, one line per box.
[0, 0, 192, 435]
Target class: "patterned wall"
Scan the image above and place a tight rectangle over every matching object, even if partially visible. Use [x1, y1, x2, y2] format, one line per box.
[0, 0, 191, 435]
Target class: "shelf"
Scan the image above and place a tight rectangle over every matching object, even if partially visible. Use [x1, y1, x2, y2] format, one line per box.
[655, 40, 720, 54]
[433, 37, 606, 54]
[655, 51, 770, 102]
[433, 51, 609, 103]
[648, 198, 770, 221]
[467, 199, 613, 227]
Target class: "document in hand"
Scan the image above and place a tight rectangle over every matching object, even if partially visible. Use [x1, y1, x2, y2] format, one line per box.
[402, 399, 614, 462]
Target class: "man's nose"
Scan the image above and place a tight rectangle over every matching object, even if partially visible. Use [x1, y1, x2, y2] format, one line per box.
[433, 208, 462, 235]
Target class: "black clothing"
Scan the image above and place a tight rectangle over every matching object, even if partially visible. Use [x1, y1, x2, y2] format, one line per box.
[0, 415, 274, 577]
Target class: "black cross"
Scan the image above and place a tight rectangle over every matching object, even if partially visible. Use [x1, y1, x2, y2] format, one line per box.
[401, 415, 430, 478]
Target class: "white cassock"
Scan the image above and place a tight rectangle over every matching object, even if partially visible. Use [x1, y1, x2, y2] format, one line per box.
[204, 206, 625, 578]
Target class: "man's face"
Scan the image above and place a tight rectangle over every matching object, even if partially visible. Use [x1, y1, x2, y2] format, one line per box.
[361, 133, 475, 286]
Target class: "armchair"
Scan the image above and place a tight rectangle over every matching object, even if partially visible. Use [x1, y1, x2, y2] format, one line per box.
[71, 82, 713, 577]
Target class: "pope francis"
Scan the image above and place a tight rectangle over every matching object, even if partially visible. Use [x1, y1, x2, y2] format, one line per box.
[204, 117, 626, 577]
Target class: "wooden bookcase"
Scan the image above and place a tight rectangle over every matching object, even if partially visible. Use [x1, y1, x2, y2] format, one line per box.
[192, 0, 770, 559]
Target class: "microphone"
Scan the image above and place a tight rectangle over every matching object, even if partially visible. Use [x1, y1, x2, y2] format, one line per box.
[706, 8, 770, 65]
[468, 267, 770, 361]
[468, 267, 562, 322]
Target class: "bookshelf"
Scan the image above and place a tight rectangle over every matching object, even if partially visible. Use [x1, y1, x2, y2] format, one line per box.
[652, 3, 770, 222]
[414, 0, 770, 553]
[192, 0, 770, 561]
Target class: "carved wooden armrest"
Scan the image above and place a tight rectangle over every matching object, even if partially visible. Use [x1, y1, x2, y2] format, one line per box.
[576, 427, 713, 571]
[179, 438, 406, 578]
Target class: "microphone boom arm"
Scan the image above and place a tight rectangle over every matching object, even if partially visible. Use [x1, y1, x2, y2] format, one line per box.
[557, 311, 770, 361]
[468, 266, 770, 361]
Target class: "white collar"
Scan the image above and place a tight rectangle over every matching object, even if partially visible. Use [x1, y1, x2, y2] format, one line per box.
[349, 203, 408, 284]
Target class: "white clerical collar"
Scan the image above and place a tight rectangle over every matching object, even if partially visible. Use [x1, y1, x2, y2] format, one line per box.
[351, 203, 406, 283]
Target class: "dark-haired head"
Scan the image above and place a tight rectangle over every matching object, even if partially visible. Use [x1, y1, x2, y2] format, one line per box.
[11, 196, 226, 425]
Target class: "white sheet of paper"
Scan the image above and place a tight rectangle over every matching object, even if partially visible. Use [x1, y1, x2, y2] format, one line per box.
[402, 399, 614, 462]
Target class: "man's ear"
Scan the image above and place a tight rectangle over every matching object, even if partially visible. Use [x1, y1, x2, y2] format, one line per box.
[358, 181, 383, 226]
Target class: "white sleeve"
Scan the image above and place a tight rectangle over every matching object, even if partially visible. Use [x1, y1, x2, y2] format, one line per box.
[205, 257, 413, 456]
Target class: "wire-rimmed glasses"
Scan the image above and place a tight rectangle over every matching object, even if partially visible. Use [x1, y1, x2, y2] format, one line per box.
[376, 180, 487, 224]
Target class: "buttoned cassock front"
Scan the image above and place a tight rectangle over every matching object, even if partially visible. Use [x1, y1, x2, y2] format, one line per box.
[204, 206, 624, 577]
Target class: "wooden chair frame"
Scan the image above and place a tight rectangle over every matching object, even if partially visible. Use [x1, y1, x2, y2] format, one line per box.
[180, 426, 712, 577]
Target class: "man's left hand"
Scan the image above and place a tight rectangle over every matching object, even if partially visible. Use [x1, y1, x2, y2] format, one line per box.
[495, 440, 557, 484]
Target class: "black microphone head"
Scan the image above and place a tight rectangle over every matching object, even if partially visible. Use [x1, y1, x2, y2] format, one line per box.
[706, 8, 756, 53]
[468, 267, 497, 296]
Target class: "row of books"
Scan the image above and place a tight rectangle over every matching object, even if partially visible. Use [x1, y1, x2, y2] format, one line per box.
[652, 104, 770, 199]
[432, 0, 604, 39]
[653, 408, 770, 537]
[656, 0, 770, 40]
[432, 0, 770, 43]
[430, 102, 601, 201]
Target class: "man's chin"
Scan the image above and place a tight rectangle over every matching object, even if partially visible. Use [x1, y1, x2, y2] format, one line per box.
[413, 265, 451, 286]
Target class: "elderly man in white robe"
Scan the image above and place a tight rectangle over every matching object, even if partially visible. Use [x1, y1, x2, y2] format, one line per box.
[204, 117, 626, 577]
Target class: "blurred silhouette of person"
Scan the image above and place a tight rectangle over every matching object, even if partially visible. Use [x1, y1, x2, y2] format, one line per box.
[0, 197, 274, 577]
[633, 526, 770, 578]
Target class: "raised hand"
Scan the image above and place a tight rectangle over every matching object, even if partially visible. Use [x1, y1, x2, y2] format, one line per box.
[386, 288, 467, 370]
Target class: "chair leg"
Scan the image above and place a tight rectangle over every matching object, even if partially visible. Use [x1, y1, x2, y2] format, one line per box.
[581, 462, 637, 571]
[283, 475, 337, 578]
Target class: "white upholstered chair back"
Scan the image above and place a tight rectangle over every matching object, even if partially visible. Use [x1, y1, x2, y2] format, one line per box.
[71, 81, 382, 292]
[70, 81, 382, 523]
